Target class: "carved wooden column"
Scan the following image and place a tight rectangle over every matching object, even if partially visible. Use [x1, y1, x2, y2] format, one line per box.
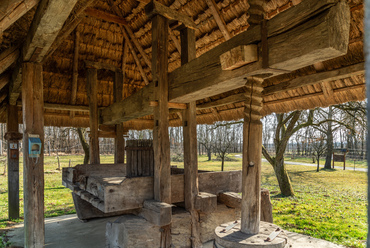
[22, 62, 45, 247]
[241, 78, 263, 234]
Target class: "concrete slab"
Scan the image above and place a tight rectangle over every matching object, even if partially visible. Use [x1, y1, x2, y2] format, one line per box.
[6, 214, 345, 248]
[7, 214, 117, 248]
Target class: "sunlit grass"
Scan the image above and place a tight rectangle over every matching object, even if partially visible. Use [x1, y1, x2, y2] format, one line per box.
[0, 153, 367, 248]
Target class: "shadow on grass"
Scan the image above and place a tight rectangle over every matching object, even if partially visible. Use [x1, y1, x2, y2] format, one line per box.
[270, 193, 293, 199]
[44, 187, 66, 191]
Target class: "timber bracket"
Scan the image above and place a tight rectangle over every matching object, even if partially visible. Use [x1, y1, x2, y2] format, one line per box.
[4, 132, 23, 141]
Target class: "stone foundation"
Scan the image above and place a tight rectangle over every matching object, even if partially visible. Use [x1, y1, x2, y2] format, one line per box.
[106, 203, 241, 247]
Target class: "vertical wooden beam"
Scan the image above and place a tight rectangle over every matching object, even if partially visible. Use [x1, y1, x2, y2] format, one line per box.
[70, 28, 80, 118]
[6, 104, 19, 220]
[22, 62, 44, 247]
[87, 67, 100, 164]
[114, 71, 125, 163]
[181, 27, 202, 247]
[151, 13, 171, 248]
[241, 78, 263, 235]
[365, 1, 370, 246]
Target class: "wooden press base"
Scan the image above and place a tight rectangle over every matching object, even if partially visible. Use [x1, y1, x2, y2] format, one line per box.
[215, 221, 287, 248]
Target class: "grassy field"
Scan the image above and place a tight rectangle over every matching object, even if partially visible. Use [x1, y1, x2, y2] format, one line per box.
[284, 156, 367, 169]
[0, 153, 367, 248]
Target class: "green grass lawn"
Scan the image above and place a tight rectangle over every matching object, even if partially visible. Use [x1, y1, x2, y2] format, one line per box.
[0, 153, 367, 248]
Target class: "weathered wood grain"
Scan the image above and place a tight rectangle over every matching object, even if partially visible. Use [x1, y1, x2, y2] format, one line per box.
[114, 71, 125, 164]
[87, 68, 100, 164]
[22, 62, 44, 248]
[6, 104, 20, 220]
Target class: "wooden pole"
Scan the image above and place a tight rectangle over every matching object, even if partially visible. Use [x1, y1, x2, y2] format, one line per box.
[114, 71, 125, 164]
[181, 26, 202, 248]
[87, 67, 100, 164]
[241, 78, 263, 234]
[6, 104, 20, 220]
[151, 13, 171, 248]
[22, 62, 45, 247]
[365, 2, 370, 246]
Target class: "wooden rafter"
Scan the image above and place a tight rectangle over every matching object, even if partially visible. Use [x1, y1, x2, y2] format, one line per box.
[0, 46, 19, 75]
[205, 0, 231, 40]
[0, 0, 39, 35]
[9, 0, 81, 105]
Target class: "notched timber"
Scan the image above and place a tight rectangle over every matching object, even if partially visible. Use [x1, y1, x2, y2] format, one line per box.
[168, 0, 350, 103]
[145, 1, 196, 29]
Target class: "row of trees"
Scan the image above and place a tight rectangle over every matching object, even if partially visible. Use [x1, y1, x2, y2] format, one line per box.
[0, 102, 366, 197]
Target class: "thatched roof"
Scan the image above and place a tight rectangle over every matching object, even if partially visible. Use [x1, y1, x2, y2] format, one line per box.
[0, 0, 364, 130]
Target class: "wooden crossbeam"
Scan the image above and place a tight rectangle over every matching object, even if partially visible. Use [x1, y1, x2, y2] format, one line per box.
[0, 0, 39, 35]
[101, 0, 350, 125]
[85, 7, 127, 25]
[85, 60, 121, 72]
[145, 1, 196, 29]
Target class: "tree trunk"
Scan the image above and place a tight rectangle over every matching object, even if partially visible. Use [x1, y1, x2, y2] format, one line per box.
[221, 158, 224, 171]
[207, 149, 211, 161]
[273, 158, 294, 196]
[77, 128, 90, 164]
[317, 158, 320, 172]
[324, 106, 333, 169]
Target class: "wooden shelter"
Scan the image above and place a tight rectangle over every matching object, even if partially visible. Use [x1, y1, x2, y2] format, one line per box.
[0, 0, 365, 247]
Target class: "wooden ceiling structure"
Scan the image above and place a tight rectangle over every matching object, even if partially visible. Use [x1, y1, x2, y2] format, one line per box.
[0, 0, 364, 130]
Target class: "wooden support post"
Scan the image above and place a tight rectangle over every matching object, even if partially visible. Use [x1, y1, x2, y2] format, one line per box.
[22, 62, 45, 247]
[241, 78, 263, 235]
[87, 67, 100, 164]
[151, 12, 171, 248]
[180, 26, 202, 247]
[114, 71, 125, 163]
[6, 104, 20, 220]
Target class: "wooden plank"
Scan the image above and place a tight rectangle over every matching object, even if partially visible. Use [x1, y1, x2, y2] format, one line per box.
[87, 68, 100, 164]
[114, 71, 125, 164]
[180, 26, 202, 247]
[205, 0, 231, 40]
[22, 62, 44, 247]
[152, 14, 171, 204]
[145, 1, 196, 29]
[139, 200, 172, 226]
[241, 78, 263, 235]
[0, 0, 39, 35]
[169, 28, 181, 54]
[168, 1, 349, 103]
[85, 7, 127, 25]
[6, 104, 20, 220]
[263, 62, 364, 95]
[99, 171, 242, 212]
[149, 101, 187, 109]
[0, 46, 19, 74]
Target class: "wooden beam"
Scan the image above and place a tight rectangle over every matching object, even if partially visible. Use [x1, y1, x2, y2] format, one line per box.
[114, 71, 125, 164]
[168, 0, 349, 103]
[0, 0, 39, 35]
[145, 1, 196, 29]
[139, 200, 172, 226]
[105, 0, 152, 70]
[263, 62, 364, 95]
[6, 104, 20, 220]
[9, 0, 80, 105]
[0, 46, 19, 74]
[149, 101, 187, 109]
[220, 45, 258, 70]
[241, 78, 263, 235]
[169, 28, 181, 54]
[205, 0, 231, 40]
[70, 28, 80, 118]
[85, 7, 127, 25]
[22, 62, 44, 247]
[197, 91, 262, 110]
[121, 40, 129, 98]
[101, 1, 350, 125]
[87, 68, 100, 164]
[180, 26, 202, 247]
[152, 14, 171, 205]
[0, 74, 10, 92]
[43, 0, 96, 62]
